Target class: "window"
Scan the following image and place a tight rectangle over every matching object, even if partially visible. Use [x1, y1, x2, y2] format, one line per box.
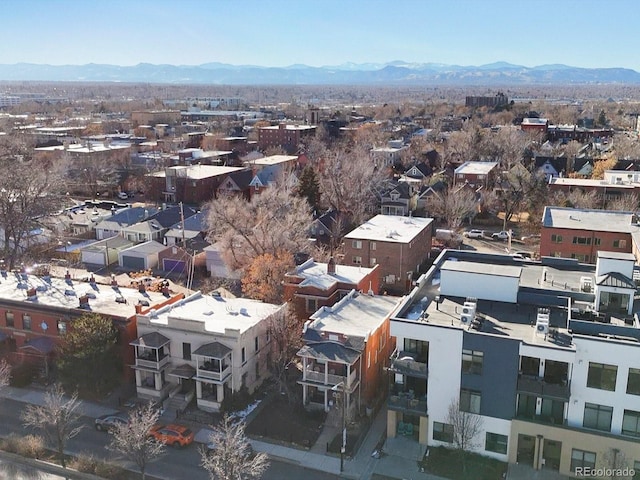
[352, 240, 362, 249]
[485, 432, 508, 454]
[241, 347, 246, 364]
[353, 256, 362, 265]
[370, 257, 377, 266]
[572, 236, 591, 245]
[254, 336, 259, 352]
[182, 342, 191, 361]
[551, 234, 563, 243]
[403, 339, 428, 363]
[370, 241, 376, 251]
[613, 239, 627, 249]
[594, 238, 601, 246]
[5, 311, 14, 328]
[622, 410, 640, 437]
[628, 368, 640, 395]
[462, 350, 483, 375]
[583, 403, 613, 432]
[432, 422, 453, 442]
[460, 389, 481, 414]
[587, 362, 617, 391]
[23, 314, 31, 331]
[57, 320, 67, 335]
[571, 449, 596, 473]
[306, 298, 317, 313]
[255, 361, 260, 380]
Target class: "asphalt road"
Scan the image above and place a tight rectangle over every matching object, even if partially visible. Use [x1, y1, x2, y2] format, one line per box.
[0, 398, 339, 480]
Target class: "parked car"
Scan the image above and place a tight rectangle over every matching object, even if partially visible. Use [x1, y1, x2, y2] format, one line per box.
[512, 251, 532, 259]
[463, 229, 485, 239]
[117, 192, 129, 200]
[95, 412, 128, 432]
[149, 423, 195, 447]
[492, 231, 510, 241]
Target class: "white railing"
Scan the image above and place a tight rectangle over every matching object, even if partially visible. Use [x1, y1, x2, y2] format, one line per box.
[197, 366, 231, 381]
[136, 355, 170, 370]
[304, 369, 344, 385]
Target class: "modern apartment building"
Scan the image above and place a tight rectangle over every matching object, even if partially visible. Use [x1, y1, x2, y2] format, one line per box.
[388, 249, 640, 477]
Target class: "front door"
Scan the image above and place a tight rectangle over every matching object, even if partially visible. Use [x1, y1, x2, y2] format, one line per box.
[517, 434, 536, 466]
[542, 439, 561, 471]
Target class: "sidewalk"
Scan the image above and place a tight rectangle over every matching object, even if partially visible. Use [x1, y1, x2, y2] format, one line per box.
[0, 385, 445, 480]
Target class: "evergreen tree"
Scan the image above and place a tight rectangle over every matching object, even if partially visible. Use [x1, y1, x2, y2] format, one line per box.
[296, 165, 321, 211]
[56, 313, 122, 396]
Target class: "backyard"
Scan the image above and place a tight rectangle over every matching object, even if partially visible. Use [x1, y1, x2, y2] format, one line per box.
[421, 446, 507, 480]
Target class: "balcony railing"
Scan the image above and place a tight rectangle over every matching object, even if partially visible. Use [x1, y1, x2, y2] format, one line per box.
[388, 394, 428, 414]
[303, 369, 345, 386]
[135, 354, 170, 370]
[197, 366, 231, 382]
[517, 375, 570, 401]
[515, 413, 568, 427]
[389, 349, 428, 379]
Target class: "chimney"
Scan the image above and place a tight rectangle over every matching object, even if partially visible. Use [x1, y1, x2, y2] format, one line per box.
[135, 304, 143, 314]
[79, 294, 89, 307]
[26, 287, 37, 300]
[327, 257, 336, 275]
[138, 283, 146, 293]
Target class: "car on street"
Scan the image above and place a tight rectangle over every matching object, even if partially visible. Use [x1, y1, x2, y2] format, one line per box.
[149, 423, 195, 447]
[491, 231, 510, 241]
[117, 192, 129, 200]
[95, 412, 129, 432]
[463, 229, 485, 239]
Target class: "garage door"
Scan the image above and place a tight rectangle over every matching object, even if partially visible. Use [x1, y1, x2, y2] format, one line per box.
[122, 255, 146, 270]
[163, 259, 186, 273]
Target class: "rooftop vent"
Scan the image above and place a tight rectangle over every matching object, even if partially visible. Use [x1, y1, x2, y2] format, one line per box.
[115, 296, 127, 304]
[64, 289, 76, 296]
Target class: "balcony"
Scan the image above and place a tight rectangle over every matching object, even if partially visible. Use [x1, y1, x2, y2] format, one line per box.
[388, 393, 428, 415]
[135, 353, 170, 370]
[515, 413, 568, 427]
[197, 365, 231, 382]
[517, 375, 570, 401]
[389, 350, 428, 379]
[303, 368, 346, 386]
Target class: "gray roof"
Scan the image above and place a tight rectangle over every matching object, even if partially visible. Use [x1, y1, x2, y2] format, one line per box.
[441, 260, 522, 278]
[130, 332, 170, 348]
[168, 363, 196, 379]
[596, 272, 636, 289]
[121, 240, 167, 255]
[193, 342, 232, 358]
[297, 342, 361, 365]
[542, 207, 638, 233]
[596, 251, 635, 261]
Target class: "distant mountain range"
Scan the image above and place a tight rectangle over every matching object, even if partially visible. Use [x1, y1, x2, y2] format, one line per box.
[1, 61, 639, 85]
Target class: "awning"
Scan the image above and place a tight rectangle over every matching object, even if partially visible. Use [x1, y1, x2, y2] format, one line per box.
[193, 342, 231, 359]
[130, 332, 170, 349]
[168, 363, 195, 379]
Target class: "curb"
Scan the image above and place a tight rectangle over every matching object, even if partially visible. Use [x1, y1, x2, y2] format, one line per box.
[0, 449, 105, 480]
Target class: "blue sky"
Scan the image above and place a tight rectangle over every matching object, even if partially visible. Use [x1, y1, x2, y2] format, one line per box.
[2, 0, 639, 71]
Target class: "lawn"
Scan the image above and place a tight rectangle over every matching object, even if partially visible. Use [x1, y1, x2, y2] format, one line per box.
[421, 446, 507, 480]
[246, 396, 326, 449]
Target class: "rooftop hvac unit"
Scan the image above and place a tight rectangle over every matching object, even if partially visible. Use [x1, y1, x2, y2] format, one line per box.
[535, 308, 550, 335]
[460, 314, 472, 325]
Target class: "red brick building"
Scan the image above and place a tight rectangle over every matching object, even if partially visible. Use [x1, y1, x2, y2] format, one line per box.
[283, 258, 381, 321]
[540, 206, 640, 263]
[343, 215, 434, 294]
[297, 290, 400, 417]
[257, 124, 316, 154]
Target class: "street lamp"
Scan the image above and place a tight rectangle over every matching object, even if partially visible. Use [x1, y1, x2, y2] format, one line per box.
[331, 382, 347, 472]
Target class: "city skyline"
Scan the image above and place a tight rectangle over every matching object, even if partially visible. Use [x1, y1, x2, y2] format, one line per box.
[2, 0, 639, 72]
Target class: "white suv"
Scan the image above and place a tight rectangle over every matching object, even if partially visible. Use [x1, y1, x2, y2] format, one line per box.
[463, 229, 484, 239]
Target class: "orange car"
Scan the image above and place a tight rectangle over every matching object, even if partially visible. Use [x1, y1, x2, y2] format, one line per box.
[149, 423, 195, 447]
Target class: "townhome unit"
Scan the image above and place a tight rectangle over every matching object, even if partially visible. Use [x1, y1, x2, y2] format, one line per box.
[257, 124, 316, 154]
[453, 161, 499, 188]
[343, 215, 433, 294]
[388, 249, 640, 477]
[540, 207, 640, 264]
[132, 291, 285, 412]
[297, 290, 400, 419]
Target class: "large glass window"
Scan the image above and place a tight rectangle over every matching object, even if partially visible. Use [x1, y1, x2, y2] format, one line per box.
[432, 422, 453, 443]
[627, 368, 640, 395]
[587, 362, 617, 391]
[22, 314, 31, 331]
[403, 339, 428, 363]
[460, 389, 481, 414]
[485, 432, 508, 454]
[571, 449, 596, 473]
[5, 311, 14, 328]
[583, 403, 613, 432]
[622, 410, 640, 437]
[462, 350, 483, 375]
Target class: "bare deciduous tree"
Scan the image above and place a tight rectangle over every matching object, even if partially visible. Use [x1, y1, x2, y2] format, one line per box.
[200, 414, 269, 480]
[0, 359, 11, 387]
[267, 306, 303, 403]
[206, 176, 312, 271]
[608, 193, 639, 212]
[21, 383, 83, 469]
[447, 398, 484, 475]
[427, 186, 478, 229]
[109, 404, 165, 480]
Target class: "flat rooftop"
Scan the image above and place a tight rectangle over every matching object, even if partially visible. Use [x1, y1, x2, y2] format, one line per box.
[310, 290, 401, 339]
[454, 161, 498, 175]
[146, 292, 283, 335]
[287, 259, 375, 290]
[548, 178, 635, 189]
[542, 206, 638, 233]
[344, 215, 433, 243]
[245, 155, 298, 166]
[149, 165, 245, 180]
[0, 271, 170, 319]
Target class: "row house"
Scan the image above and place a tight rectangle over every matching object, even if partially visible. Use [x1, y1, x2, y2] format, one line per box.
[388, 249, 640, 477]
[343, 215, 433, 294]
[454, 161, 499, 188]
[540, 207, 640, 264]
[283, 257, 381, 321]
[297, 290, 400, 418]
[0, 269, 183, 379]
[131, 292, 285, 412]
